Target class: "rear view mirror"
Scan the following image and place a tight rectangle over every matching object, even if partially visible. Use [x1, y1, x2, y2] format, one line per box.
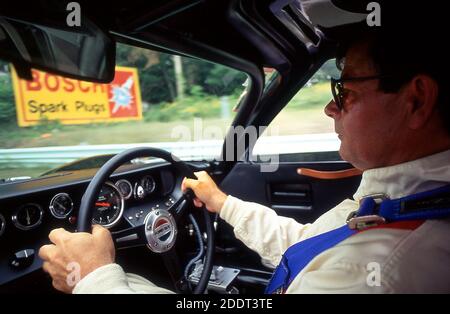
[0, 15, 115, 83]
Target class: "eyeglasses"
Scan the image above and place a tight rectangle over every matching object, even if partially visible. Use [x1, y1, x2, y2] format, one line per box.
[330, 75, 391, 110]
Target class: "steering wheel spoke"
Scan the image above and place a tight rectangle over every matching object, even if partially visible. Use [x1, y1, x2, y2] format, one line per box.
[111, 224, 147, 250]
[161, 248, 191, 293]
[167, 189, 195, 222]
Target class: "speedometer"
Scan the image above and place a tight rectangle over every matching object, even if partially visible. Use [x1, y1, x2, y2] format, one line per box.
[92, 182, 124, 228]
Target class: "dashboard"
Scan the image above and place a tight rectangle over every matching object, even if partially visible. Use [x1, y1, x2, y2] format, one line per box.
[0, 161, 209, 287]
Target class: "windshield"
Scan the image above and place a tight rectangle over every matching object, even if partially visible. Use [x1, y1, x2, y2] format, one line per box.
[0, 43, 248, 179]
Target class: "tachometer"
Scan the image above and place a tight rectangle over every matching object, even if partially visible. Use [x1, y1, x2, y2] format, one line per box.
[49, 193, 74, 219]
[92, 182, 124, 228]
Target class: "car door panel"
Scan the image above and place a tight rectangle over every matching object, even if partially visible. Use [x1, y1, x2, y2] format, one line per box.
[220, 161, 361, 223]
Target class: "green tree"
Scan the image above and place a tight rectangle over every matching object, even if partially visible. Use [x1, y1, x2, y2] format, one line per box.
[116, 44, 177, 103]
[204, 65, 247, 96]
[313, 60, 341, 82]
[183, 58, 246, 97]
[0, 73, 16, 124]
[115, 43, 247, 104]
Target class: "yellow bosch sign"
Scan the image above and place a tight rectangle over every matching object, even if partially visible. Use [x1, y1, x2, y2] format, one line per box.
[11, 66, 143, 126]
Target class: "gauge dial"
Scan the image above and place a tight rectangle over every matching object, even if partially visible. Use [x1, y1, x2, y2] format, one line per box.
[0, 213, 5, 236]
[141, 176, 156, 194]
[134, 182, 145, 200]
[115, 179, 133, 200]
[49, 193, 74, 219]
[92, 182, 124, 228]
[12, 204, 43, 230]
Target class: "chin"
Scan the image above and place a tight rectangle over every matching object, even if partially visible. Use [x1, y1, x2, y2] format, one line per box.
[338, 145, 348, 162]
[339, 146, 356, 166]
[339, 149, 369, 170]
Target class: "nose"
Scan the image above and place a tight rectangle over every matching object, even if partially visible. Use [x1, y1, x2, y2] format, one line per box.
[324, 99, 340, 119]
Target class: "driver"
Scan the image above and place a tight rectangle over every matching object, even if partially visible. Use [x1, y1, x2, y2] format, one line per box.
[39, 11, 450, 294]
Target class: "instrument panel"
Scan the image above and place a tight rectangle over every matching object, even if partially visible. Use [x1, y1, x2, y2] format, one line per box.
[0, 160, 211, 288]
[0, 170, 171, 237]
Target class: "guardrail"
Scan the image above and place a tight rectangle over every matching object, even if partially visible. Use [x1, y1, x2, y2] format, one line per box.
[0, 133, 340, 168]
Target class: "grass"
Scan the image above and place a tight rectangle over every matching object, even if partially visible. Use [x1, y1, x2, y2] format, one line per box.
[0, 109, 332, 149]
[0, 117, 236, 148]
[264, 82, 334, 136]
[269, 107, 334, 136]
[289, 82, 332, 109]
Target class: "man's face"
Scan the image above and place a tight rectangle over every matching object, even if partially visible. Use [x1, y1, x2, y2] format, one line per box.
[324, 41, 408, 170]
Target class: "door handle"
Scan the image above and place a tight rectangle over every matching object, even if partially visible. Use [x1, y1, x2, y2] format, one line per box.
[296, 167, 362, 179]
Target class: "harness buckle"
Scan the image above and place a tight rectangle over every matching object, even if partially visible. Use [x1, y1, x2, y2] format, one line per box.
[359, 193, 389, 206]
[347, 215, 386, 230]
[346, 193, 388, 230]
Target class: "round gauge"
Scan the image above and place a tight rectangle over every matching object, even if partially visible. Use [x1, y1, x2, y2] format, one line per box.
[49, 193, 74, 219]
[92, 182, 124, 228]
[12, 204, 44, 231]
[134, 182, 146, 200]
[141, 176, 156, 194]
[0, 213, 5, 237]
[115, 179, 133, 200]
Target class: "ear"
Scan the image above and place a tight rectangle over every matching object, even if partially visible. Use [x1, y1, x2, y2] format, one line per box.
[406, 74, 439, 130]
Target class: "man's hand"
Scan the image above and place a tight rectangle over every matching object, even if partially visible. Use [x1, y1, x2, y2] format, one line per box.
[182, 171, 228, 214]
[38, 225, 115, 293]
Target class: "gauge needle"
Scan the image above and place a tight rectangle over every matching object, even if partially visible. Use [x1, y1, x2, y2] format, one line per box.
[96, 202, 110, 207]
[26, 209, 31, 225]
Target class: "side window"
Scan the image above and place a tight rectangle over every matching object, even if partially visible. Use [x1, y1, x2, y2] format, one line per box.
[253, 59, 341, 163]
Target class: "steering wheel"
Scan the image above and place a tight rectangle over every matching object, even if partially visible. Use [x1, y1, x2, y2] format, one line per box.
[77, 147, 214, 294]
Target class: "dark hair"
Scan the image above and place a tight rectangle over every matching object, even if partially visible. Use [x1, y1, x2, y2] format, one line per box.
[336, 25, 450, 135]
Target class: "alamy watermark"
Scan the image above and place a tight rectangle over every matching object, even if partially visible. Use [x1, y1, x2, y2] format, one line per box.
[367, 2, 381, 27]
[66, 261, 81, 287]
[66, 2, 81, 27]
[366, 262, 381, 287]
[170, 118, 280, 173]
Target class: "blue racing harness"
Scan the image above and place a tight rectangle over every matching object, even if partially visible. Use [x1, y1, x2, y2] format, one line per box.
[265, 184, 450, 294]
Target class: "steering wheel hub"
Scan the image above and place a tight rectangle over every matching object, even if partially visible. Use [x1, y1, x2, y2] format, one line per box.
[144, 209, 177, 253]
